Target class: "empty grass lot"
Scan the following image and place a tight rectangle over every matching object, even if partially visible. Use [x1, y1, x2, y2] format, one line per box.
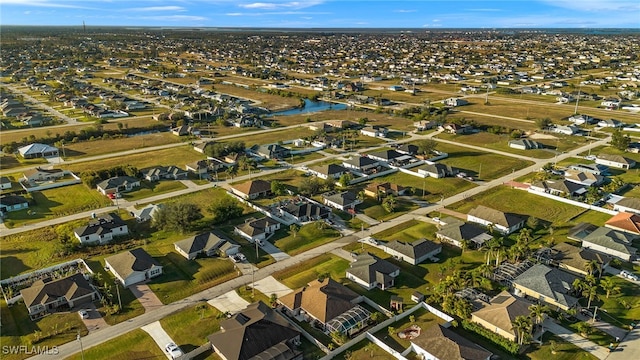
[273, 254, 350, 289]
[214, 84, 302, 111]
[333, 340, 395, 360]
[65, 329, 164, 360]
[59, 146, 204, 173]
[2, 184, 112, 228]
[372, 171, 477, 203]
[62, 132, 180, 158]
[272, 222, 342, 256]
[359, 197, 420, 222]
[0, 155, 47, 170]
[371, 219, 439, 242]
[1, 300, 88, 360]
[120, 180, 187, 202]
[160, 303, 223, 354]
[219, 127, 314, 146]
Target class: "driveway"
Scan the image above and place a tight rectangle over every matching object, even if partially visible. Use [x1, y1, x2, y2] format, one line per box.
[207, 290, 250, 314]
[141, 321, 177, 360]
[260, 241, 291, 262]
[543, 319, 610, 360]
[129, 284, 163, 312]
[253, 276, 293, 298]
[606, 326, 640, 360]
[79, 303, 109, 333]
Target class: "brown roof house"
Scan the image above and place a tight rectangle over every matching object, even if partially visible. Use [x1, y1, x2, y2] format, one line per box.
[551, 242, 611, 277]
[278, 278, 370, 335]
[21, 273, 98, 320]
[105, 248, 163, 287]
[470, 291, 533, 342]
[467, 205, 525, 235]
[605, 212, 640, 235]
[409, 324, 492, 360]
[231, 179, 272, 200]
[208, 301, 302, 360]
[174, 232, 240, 260]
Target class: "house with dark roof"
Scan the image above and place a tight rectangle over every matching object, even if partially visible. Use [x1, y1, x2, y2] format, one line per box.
[471, 291, 532, 342]
[307, 164, 347, 180]
[467, 205, 525, 235]
[18, 143, 59, 159]
[279, 199, 330, 222]
[0, 195, 29, 214]
[342, 155, 379, 172]
[73, 213, 128, 245]
[0, 176, 11, 190]
[595, 154, 636, 170]
[529, 179, 587, 197]
[613, 197, 640, 215]
[174, 232, 239, 260]
[105, 248, 163, 287]
[512, 264, 580, 311]
[436, 218, 493, 248]
[278, 278, 368, 335]
[208, 301, 302, 360]
[234, 217, 281, 243]
[321, 190, 361, 211]
[20, 273, 98, 320]
[254, 143, 289, 159]
[230, 179, 271, 200]
[383, 238, 442, 265]
[139, 165, 187, 181]
[605, 212, 640, 235]
[418, 163, 456, 178]
[508, 139, 544, 150]
[367, 149, 406, 163]
[409, 324, 492, 360]
[551, 242, 611, 277]
[568, 223, 637, 261]
[346, 253, 400, 290]
[96, 176, 141, 196]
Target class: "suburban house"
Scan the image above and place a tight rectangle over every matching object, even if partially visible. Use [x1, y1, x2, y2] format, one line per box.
[18, 143, 59, 159]
[612, 197, 640, 214]
[470, 291, 532, 342]
[508, 139, 544, 150]
[551, 242, 611, 277]
[346, 253, 400, 290]
[529, 179, 587, 197]
[185, 158, 226, 179]
[512, 264, 580, 311]
[568, 163, 608, 176]
[279, 199, 330, 222]
[396, 144, 419, 156]
[597, 119, 624, 128]
[467, 205, 526, 235]
[595, 154, 636, 170]
[321, 190, 361, 211]
[443, 97, 469, 107]
[605, 212, 640, 235]
[418, 163, 456, 178]
[230, 179, 272, 200]
[193, 141, 212, 154]
[568, 114, 596, 125]
[367, 149, 411, 165]
[20, 273, 98, 320]
[73, 213, 129, 245]
[207, 301, 302, 360]
[563, 169, 604, 187]
[413, 120, 438, 131]
[22, 167, 65, 182]
[364, 182, 406, 198]
[171, 125, 199, 136]
[0, 176, 11, 190]
[383, 238, 442, 265]
[234, 217, 281, 243]
[174, 232, 239, 260]
[568, 223, 637, 261]
[130, 203, 163, 222]
[360, 126, 388, 138]
[278, 278, 369, 335]
[139, 165, 187, 181]
[307, 164, 348, 180]
[439, 123, 473, 134]
[254, 143, 289, 159]
[551, 125, 580, 135]
[342, 156, 380, 172]
[0, 195, 29, 214]
[105, 248, 163, 287]
[436, 218, 493, 249]
[409, 324, 492, 360]
[96, 176, 141, 196]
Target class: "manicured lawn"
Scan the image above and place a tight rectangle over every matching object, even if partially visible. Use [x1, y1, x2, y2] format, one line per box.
[160, 303, 223, 354]
[525, 333, 598, 360]
[596, 276, 640, 327]
[219, 127, 314, 146]
[273, 254, 350, 289]
[371, 219, 439, 242]
[121, 180, 187, 201]
[236, 285, 272, 305]
[251, 169, 306, 191]
[0, 300, 89, 360]
[63, 132, 180, 158]
[272, 222, 342, 256]
[361, 197, 420, 221]
[2, 184, 112, 228]
[372, 171, 477, 203]
[65, 329, 164, 360]
[334, 340, 395, 360]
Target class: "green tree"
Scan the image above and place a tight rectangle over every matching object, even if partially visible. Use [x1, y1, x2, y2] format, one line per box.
[417, 139, 438, 155]
[528, 304, 549, 326]
[600, 277, 621, 299]
[611, 128, 631, 151]
[299, 177, 322, 196]
[575, 321, 592, 337]
[535, 117, 553, 129]
[382, 195, 397, 213]
[511, 315, 533, 345]
[209, 195, 244, 224]
[582, 282, 600, 309]
[153, 202, 203, 233]
[338, 173, 353, 187]
[289, 224, 300, 239]
[270, 180, 286, 196]
[584, 259, 601, 277]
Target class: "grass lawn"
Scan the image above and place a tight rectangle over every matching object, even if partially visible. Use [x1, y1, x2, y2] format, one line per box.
[236, 285, 272, 305]
[65, 329, 164, 360]
[561, 318, 615, 347]
[334, 339, 395, 360]
[525, 333, 598, 360]
[62, 132, 180, 158]
[373, 171, 477, 203]
[360, 197, 420, 222]
[373, 308, 446, 352]
[121, 180, 187, 202]
[252, 169, 306, 191]
[371, 219, 439, 242]
[59, 147, 205, 173]
[272, 222, 341, 256]
[2, 184, 112, 228]
[219, 127, 314, 147]
[288, 151, 326, 164]
[0, 300, 89, 360]
[273, 254, 350, 289]
[160, 303, 223, 353]
[214, 84, 302, 111]
[0, 155, 48, 170]
[595, 275, 640, 327]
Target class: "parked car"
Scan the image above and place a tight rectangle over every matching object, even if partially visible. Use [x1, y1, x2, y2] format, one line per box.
[78, 310, 89, 319]
[620, 270, 639, 281]
[165, 342, 183, 359]
[580, 308, 600, 321]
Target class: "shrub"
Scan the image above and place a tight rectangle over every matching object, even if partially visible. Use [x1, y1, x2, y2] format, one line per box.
[461, 320, 520, 355]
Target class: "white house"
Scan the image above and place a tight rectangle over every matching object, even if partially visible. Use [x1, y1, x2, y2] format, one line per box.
[467, 205, 525, 235]
[383, 238, 442, 265]
[234, 217, 281, 243]
[73, 213, 129, 245]
[321, 191, 361, 211]
[595, 154, 636, 170]
[105, 248, 163, 287]
[346, 253, 400, 290]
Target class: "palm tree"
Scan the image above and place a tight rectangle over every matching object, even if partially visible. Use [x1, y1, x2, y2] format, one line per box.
[517, 228, 533, 244]
[572, 279, 585, 296]
[225, 165, 238, 180]
[584, 260, 601, 278]
[460, 239, 471, 253]
[575, 321, 592, 337]
[600, 277, 621, 299]
[582, 283, 600, 309]
[511, 315, 533, 345]
[529, 304, 549, 326]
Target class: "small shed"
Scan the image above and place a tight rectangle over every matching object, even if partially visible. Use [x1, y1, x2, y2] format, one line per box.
[411, 291, 425, 303]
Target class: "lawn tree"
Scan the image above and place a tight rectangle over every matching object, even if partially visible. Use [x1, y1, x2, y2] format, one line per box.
[417, 138, 438, 155]
[582, 282, 600, 309]
[599, 277, 621, 299]
[209, 195, 244, 224]
[270, 180, 286, 196]
[153, 202, 203, 233]
[576, 321, 592, 337]
[611, 128, 631, 151]
[528, 304, 549, 327]
[511, 315, 533, 345]
[225, 165, 238, 180]
[338, 173, 353, 188]
[299, 177, 322, 196]
[289, 224, 300, 239]
[535, 117, 553, 130]
[382, 195, 397, 213]
[584, 259, 601, 278]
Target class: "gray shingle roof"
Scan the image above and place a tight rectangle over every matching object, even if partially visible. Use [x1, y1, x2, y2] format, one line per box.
[512, 264, 579, 309]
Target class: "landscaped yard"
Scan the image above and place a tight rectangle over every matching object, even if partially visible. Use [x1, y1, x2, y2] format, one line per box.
[595, 275, 640, 327]
[0, 300, 89, 360]
[525, 333, 598, 360]
[368, 171, 477, 203]
[160, 303, 223, 354]
[373, 308, 446, 352]
[371, 219, 439, 242]
[273, 254, 350, 289]
[65, 329, 164, 360]
[219, 127, 314, 146]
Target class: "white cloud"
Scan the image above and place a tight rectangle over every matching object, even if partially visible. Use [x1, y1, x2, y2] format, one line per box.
[238, 1, 324, 10]
[140, 15, 207, 22]
[539, 0, 640, 12]
[393, 9, 416, 13]
[127, 6, 186, 12]
[225, 10, 330, 16]
[0, 0, 91, 9]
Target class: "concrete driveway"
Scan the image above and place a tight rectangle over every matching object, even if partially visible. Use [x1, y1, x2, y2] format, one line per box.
[260, 241, 291, 262]
[129, 284, 163, 312]
[207, 290, 249, 314]
[253, 276, 293, 298]
[141, 321, 177, 360]
[78, 303, 109, 333]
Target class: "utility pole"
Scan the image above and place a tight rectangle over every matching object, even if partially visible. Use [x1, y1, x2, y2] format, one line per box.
[574, 83, 582, 115]
[114, 280, 122, 311]
[77, 331, 85, 360]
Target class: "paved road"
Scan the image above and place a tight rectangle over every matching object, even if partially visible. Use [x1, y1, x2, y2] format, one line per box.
[607, 326, 640, 360]
[5, 84, 78, 124]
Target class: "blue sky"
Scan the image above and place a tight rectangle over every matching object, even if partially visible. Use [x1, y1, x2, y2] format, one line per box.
[1, 0, 639, 28]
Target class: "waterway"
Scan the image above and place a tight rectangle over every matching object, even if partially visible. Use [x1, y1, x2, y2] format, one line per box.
[268, 99, 347, 116]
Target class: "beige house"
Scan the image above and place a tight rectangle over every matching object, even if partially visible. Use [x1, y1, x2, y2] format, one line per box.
[470, 291, 532, 342]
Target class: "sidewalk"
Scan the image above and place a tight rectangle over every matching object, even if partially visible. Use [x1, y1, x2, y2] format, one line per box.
[543, 319, 610, 360]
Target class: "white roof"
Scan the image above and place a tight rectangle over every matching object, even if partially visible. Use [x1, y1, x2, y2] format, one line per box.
[18, 143, 58, 156]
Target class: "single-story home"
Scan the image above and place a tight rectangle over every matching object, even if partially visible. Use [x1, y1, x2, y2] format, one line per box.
[20, 273, 98, 320]
[436, 218, 493, 248]
[605, 212, 640, 235]
[321, 190, 361, 211]
[139, 165, 187, 181]
[96, 176, 141, 196]
[409, 324, 492, 360]
[342, 156, 379, 172]
[0, 195, 29, 214]
[508, 139, 544, 150]
[18, 143, 59, 159]
[470, 291, 532, 342]
[595, 154, 636, 170]
[22, 167, 65, 182]
[383, 238, 442, 265]
[130, 203, 163, 223]
[512, 264, 580, 311]
[364, 182, 406, 198]
[568, 223, 637, 261]
[346, 253, 400, 290]
[467, 205, 525, 235]
[0, 176, 11, 190]
[551, 242, 611, 277]
[307, 164, 347, 180]
[234, 217, 281, 243]
[74, 213, 129, 245]
[105, 248, 163, 287]
[174, 232, 239, 260]
[529, 180, 587, 197]
[613, 197, 640, 214]
[231, 179, 272, 200]
[418, 163, 456, 178]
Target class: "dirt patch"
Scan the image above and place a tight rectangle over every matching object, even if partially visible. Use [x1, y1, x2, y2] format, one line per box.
[529, 132, 559, 140]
